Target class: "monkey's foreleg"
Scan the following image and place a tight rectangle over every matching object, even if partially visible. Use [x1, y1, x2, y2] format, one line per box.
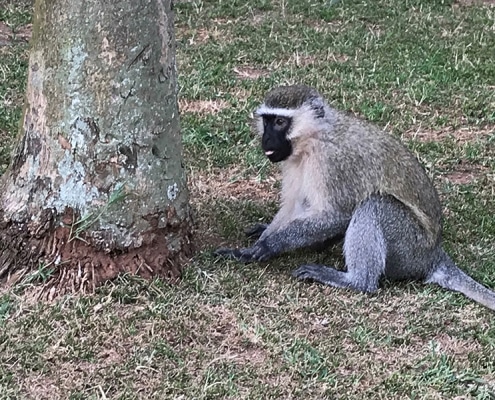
[258, 214, 349, 254]
[215, 213, 348, 263]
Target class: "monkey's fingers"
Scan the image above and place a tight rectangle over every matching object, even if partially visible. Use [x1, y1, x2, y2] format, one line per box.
[213, 247, 256, 263]
[213, 247, 243, 259]
[247, 240, 278, 262]
[292, 264, 322, 281]
[244, 223, 268, 239]
[214, 244, 274, 263]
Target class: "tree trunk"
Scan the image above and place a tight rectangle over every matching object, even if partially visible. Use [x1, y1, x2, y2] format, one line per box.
[0, 0, 193, 295]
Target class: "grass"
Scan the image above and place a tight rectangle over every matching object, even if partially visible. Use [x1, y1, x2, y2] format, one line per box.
[1, 0, 495, 398]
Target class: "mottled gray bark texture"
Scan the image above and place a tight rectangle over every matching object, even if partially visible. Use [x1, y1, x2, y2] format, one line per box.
[0, 0, 193, 294]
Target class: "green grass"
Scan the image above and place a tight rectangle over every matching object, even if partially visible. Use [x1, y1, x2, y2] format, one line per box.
[0, 0, 30, 174]
[1, 0, 495, 398]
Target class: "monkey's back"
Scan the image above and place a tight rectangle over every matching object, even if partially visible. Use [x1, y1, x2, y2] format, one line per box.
[317, 111, 443, 245]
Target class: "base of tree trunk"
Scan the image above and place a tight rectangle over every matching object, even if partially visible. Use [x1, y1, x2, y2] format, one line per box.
[0, 208, 193, 298]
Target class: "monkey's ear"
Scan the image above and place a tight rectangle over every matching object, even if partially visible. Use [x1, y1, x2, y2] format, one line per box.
[309, 96, 326, 119]
[251, 112, 264, 136]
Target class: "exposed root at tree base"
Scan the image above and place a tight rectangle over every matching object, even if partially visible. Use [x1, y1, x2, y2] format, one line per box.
[0, 220, 194, 299]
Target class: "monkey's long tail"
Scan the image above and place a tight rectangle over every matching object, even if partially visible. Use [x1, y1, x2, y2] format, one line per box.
[426, 251, 495, 312]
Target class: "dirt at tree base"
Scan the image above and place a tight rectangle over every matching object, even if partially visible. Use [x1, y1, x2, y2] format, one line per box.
[0, 209, 194, 298]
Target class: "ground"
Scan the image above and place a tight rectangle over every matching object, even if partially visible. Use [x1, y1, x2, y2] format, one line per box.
[1, 0, 495, 399]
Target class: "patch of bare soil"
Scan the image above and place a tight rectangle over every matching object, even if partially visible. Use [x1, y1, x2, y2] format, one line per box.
[15, 24, 32, 42]
[403, 126, 495, 142]
[0, 21, 12, 46]
[0, 22, 31, 46]
[233, 66, 270, 80]
[455, 0, 495, 6]
[443, 164, 490, 185]
[189, 166, 279, 204]
[189, 26, 230, 45]
[284, 52, 349, 67]
[178, 99, 229, 115]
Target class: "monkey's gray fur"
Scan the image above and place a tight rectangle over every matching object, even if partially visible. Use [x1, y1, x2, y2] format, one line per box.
[215, 84, 495, 312]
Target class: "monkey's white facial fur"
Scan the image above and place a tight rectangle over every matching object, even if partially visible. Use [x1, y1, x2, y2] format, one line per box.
[254, 84, 327, 141]
[254, 102, 326, 141]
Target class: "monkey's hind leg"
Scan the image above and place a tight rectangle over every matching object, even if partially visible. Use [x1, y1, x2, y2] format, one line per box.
[292, 264, 356, 290]
[293, 197, 387, 293]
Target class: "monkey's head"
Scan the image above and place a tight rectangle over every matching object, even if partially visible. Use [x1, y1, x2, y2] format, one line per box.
[254, 85, 326, 163]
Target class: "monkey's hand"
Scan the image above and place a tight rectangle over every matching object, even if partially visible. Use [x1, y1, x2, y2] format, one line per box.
[214, 240, 275, 263]
[244, 223, 268, 239]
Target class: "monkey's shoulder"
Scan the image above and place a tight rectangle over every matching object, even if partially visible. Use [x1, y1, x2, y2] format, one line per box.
[317, 114, 418, 164]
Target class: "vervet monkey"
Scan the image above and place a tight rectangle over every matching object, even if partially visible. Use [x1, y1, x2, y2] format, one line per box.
[215, 84, 495, 311]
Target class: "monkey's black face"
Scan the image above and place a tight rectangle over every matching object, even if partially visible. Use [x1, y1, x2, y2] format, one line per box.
[261, 115, 293, 163]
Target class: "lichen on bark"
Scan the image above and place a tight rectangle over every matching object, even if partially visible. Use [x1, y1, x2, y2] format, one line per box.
[0, 0, 193, 294]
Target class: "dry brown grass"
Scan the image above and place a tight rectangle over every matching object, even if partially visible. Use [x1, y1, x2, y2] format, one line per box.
[444, 164, 491, 185]
[179, 98, 229, 115]
[402, 126, 495, 142]
[232, 66, 270, 80]
[187, 165, 279, 250]
[0, 21, 11, 46]
[455, 0, 495, 6]
[176, 17, 236, 47]
[0, 22, 31, 45]
[188, 165, 279, 204]
[229, 86, 253, 103]
[14, 23, 31, 42]
[284, 51, 350, 68]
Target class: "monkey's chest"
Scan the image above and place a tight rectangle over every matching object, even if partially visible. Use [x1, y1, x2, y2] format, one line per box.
[282, 162, 327, 217]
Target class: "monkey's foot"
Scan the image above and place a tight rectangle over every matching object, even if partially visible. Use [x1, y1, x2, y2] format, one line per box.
[292, 264, 350, 289]
[244, 223, 268, 239]
[214, 242, 274, 263]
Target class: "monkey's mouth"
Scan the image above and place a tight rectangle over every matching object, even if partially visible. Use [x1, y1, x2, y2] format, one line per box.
[264, 149, 287, 163]
[262, 144, 291, 163]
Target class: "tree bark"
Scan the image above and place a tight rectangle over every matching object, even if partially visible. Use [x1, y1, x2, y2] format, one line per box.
[0, 0, 193, 294]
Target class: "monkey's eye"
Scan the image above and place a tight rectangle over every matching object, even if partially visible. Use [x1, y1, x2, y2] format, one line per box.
[275, 118, 286, 127]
